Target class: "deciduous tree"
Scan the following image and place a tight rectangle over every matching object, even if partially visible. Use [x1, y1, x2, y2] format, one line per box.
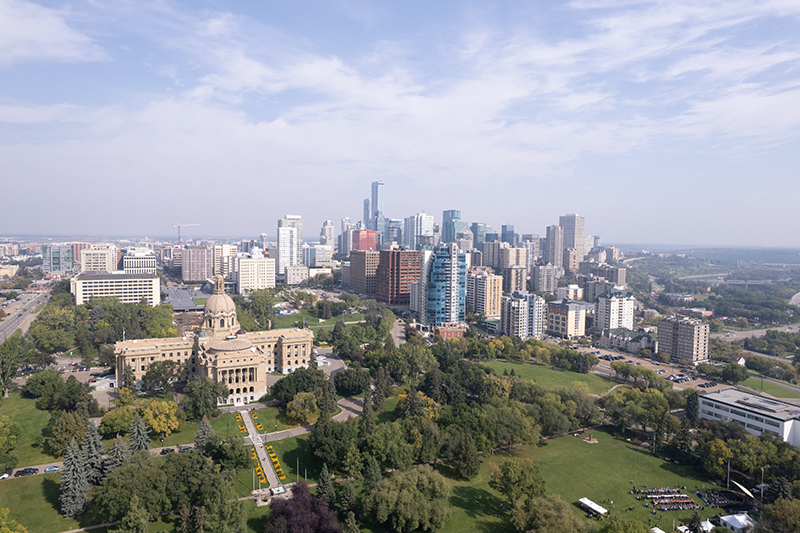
[489, 458, 545, 503]
[509, 494, 591, 533]
[141, 400, 181, 437]
[287, 392, 320, 424]
[364, 465, 450, 533]
[181, 377, 229, 421]
[0, 415, 20, 473]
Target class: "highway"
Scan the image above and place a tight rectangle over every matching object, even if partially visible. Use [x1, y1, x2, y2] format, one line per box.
[0, 291, 49, 342]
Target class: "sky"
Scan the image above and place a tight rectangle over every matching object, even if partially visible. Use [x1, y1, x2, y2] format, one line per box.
[1, 0, 800, 247]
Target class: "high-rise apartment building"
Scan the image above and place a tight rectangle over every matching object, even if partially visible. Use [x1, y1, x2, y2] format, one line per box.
[583, 279, 619, 303]
[557, 284, 583, 301]
[349, 250, 381, 296]
[559, 214, 586, 260]
[339, 218, 354, 256]
[546, 300, 586, 339]
[375, 249, 422, 305]
[503, 265, 527, 294]
[276, 227, 298, 276]
[123, 250, 157, 275]
[234, 256, 276, 294]
[442, 210, 462, 244]
[657, 316, 709, 365]
[501, 291, 546, 339]
[80, 247, 116, 273]
[466, 269, 502, 318]
[595, 288, 635, 332]
[182, 246, 214, 282]
[42, 245, 74, 274]
[319, 221, 334, 247]
[213, 244, 237, 277]
[413, 243, 466, 326]
[404, 213, 434, 250]
[533, 264, 559, 294]
[278, 215, 303, 266]
[563, 248, 579, 276]
[545, 225, 564, 269]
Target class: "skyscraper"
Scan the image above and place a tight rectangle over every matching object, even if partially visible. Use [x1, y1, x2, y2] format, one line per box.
[470, 222, 487, 251]
[414, 243, 466, 326]
[404, 213, 434, 250]
[371, 180, 385, 236]
[319, 221, 334, 247]
[375, 249, 422, 305]
[339, 217, 353, 256]
[278, 215, 303, 266]
[259, 233, 269, 251]
[559, 214, 586, 260]
[545, 225, 564, 269]
[276, 226, 297, 275]
[501, 224, 515, 245]
[363, 198, 372, 229]
[442, 209, 462, 243]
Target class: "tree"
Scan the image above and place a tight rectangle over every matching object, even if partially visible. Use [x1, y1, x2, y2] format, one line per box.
[0, 508, 28, 533]
[364, 465, 450, 533]
[271, 367, 327, 405]
[702, 439, 733, 478]
[758, 497, 800, 533]
[22, 369, 61, 398]
[103, 436, 130, 479]
[449, 432, 480, 480]
[111, 494, 150, 533]
[141, 400, 181, 437]
[287, 392, 320, 424]
[141, 360, 181, 393]
[320, 380, 337, 418]
[95, 451, 168, 521]
[0, 331, 37, 397]
[509, 494, 591, 533]
[596, 517, 650, 533]
[60, 438, 89, 518]
[181, 377, 229, 421]
[722, 362, 749, 384]
[343, 441, 363, 480]
[489, 458, 546, 503]
[764, 477, 794, 505]
[339, 480, 356, 514]
[334, 369, 370, 397]
[44, 411, 86, 458]
[82, 422, 105, 485]
[343, 511, 359, 533]
[359, 388, 376, 440]
[363, 453, 382, 493]
[264, 482, 341, 533]
[367, 421, 414, 472]
[317, 463, 336, 508]
[0, 415, 21, 473]
[194, 417, 213, 451]
[685, 390, 700, 427]
[122, 364, 136, 390]
[129, 414, 151, 452]
[100, 405, 137, 437]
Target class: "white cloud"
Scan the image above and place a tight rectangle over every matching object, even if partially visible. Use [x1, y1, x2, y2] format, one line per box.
[0, 0, 106, 66]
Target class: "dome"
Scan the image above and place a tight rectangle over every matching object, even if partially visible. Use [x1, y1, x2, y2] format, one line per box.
[198, 331, 209, 338]
[207, 337, 253, 353]
[204, 275, 236, 315]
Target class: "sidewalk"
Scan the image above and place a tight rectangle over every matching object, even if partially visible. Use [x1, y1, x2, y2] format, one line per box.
[239, 409, 280, 488]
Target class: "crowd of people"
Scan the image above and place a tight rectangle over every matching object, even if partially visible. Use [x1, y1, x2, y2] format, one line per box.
[654, 499, 702, 511]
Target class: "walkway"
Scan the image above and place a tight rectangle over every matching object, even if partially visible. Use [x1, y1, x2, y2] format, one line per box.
[239, 408, 280, 488]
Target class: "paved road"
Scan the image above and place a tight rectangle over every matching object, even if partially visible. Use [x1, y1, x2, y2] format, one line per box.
[0, 290, 48, 341]
[791, 291, 800, 307]
[390, 318, 406, 347]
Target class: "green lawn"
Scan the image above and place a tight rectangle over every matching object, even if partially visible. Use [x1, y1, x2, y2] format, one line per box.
[193, 297, 208, 305]
[483, 360, 615, 395]
[740, 377, 800, 399]
[269, 434, 321, 486]
[273, 311, 364, 330]
[0, 393, 54, 467]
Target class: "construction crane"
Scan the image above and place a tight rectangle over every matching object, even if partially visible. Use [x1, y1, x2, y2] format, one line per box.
[170, 222, 199, 245]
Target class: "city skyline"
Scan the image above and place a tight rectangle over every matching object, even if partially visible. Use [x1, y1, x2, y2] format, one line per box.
[2, 1, 800, 246]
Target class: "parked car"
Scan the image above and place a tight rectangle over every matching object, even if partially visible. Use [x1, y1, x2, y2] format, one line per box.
[0, 471, 10, 480]
[44, 466, 60, 473]
[160, 448, 175, 455]
[177, 445, 193, 453]
[14, 468, 38, 477]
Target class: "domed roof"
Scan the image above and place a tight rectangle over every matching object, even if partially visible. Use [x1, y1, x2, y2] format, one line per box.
[206, 337, 253, 353]
[205, 275, 236, 315]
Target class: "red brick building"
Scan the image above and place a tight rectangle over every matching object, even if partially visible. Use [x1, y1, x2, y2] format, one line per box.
[375, 249, 421, 305]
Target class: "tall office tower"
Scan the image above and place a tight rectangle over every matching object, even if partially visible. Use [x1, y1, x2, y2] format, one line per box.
[349, 250, 381, 296]
[352, 230, 378, 251]
[278, 215, 303, 265]
[562, 248, 579, 276]
[413, 243, 466, 326]
[213, 244, 237, 276]
[182, 246, 214, 282]
[481, 241, 507, 271]
[339, 217, 353, 255]
[260, 233, 269, 251]
[363, 198, 372, 229]
[234, 256, 276, 294]
[559, 214, 586, 260]
[545, 225, 564, 269]
[42, 244, 74, 274]
[501, 224, 515, 245]
[468, 250, 483, 267]
[595, 288, 635, 332]
[546, 300, 586, 339]
[239, 239, 255, 254]
[375, 249, 422, 305]
[470, 222, 487, 251]
[455, 224, 473, 252]
[70, 243, 91, 265]
[485, 232, 499, 243]
[385, 219, 403, 245]
[276, 227, 298, 276]
[318, 221, 333, 247]
[80, 247, 116, 273]
[501, 295, 528, 338]
[404, 213, 435, 250]
[521, 237, 540, 272]
[533, 264, 559, 294]
[371, 180, 385, 236]
[466, 269, 503, 318]
[584, 236, 595, 258]
[657, 316, 709, 365]
[442, 210, 462, 243]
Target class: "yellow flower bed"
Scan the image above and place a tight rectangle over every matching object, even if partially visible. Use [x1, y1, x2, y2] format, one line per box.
[251, 412, 258, 419]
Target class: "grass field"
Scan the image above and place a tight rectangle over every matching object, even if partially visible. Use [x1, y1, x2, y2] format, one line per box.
[482, 360, 615, 395]
[273, 310, 365, 330]
[740, 377, 800, 399]
[0, 393, 55, 467]
[269, 434, 321, 486]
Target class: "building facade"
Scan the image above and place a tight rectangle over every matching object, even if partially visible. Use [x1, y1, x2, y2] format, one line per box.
[657, 316, 709, 365]
[375, 249, 421, 305]
[278, 215, 303, 267]
[352, 230, 378, 251]
[349, 250, 380, 296]
[42, 245, 74, 274]
[501, 295, 528, 338]
[546, 300, 586, 339]
[559, 214, 586, 260]
[80, 247, 116, 273]
[72, 272, 160, 306]
[234, 256, 276, 294]
[595, 288, 635, 332]
[466, 269, 502, 318]
[413, 243, 466, 326]
[404, 213, 434, 250]
[123, 252, 157, 274]
[182, 246, 214, 282]
[545, 225, 564, 269]
[533, 264, 559, 294]
[442, 209, 462, 244]
[276, 227, 298, 276]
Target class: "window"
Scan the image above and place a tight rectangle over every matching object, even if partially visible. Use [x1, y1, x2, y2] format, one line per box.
[764, 419, 780, 428]
[731, 409, 747, 417]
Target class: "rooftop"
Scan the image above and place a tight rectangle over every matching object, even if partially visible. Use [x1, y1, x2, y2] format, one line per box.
[75, 272, 156, 281]
[702, 388, 800, 421]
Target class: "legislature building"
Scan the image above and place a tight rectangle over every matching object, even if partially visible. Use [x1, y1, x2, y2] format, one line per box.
[115, 276, 314, 405]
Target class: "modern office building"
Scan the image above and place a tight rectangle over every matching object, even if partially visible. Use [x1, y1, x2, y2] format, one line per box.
[260, 233, 269, 251]
[533, 264, 559, 294]
[404, 213, 435, 250]
[466, 269, 502, 318]
[559, 214, 586, 260]
[213, 244, 237, 276]
[319, 220, 335, 247]
[349, 250, 381, 296]
[375, 249, 422, 305]
[595, 288, 635, 332]
[278, 215, 303, 266]
[80, 247, 116, 273]
[546, 300, 586, 339]
[501, 224, 515, 245]
[657, 316, 709, 365]
[352, 230, 378, 251]
[123, 250, 157, 274]
[699, 388, 800, 447]
[302, 245, 333, 267]
[115, 276, 314, 405]
[470, 222, 488, 251]
[234, 256, 276, 294]
[71, 272, 160, 306]
[339, 218, 354, 257]
[182, 246, 214, 282]
[413, 243, 466, 326]
[42, 244, 74, 274]
[276, 227, 298, 276]
[455, 224, 473, 253]
[285, 265, 310, 286]
[545, 225, 564, 269]
[385, 218, 403, 245]
[371, 180, 385, 235]
[442, 210, 462, 244]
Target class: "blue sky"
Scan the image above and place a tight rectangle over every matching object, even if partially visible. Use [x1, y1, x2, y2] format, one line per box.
[1, 0, 799, 246]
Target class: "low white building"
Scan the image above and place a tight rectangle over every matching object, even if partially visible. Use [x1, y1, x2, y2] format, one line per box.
[719, 513, 757, 533]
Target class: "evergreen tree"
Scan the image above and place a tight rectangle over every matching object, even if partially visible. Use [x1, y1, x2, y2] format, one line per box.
[402, 388, 423, 419]
[194, 417, 213, 452]
[103, 436, 130, 479]
[321, 380, 337, 416]
[60, 438, 89, 518]
[343, 441, 363, 480]
[317, 463, 336, 508]
[363, 453, 382, 493]
[111, 494, 150, 533]
[82, 421, 105, 485]
[359, 389, 375, 441]
[685, 390, 700, 427]
[451, 433, 480, 480]
[339, 480, 356, 514]
[122, 365, 135, 390]
[129, 414, 150, 452]
[343, 511, 360, 533]
[687, 511, 703, 533]
[764, 477, 794, 505]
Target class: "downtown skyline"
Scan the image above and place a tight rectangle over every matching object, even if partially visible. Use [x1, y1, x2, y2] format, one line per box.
[1, 1, 800, 246]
